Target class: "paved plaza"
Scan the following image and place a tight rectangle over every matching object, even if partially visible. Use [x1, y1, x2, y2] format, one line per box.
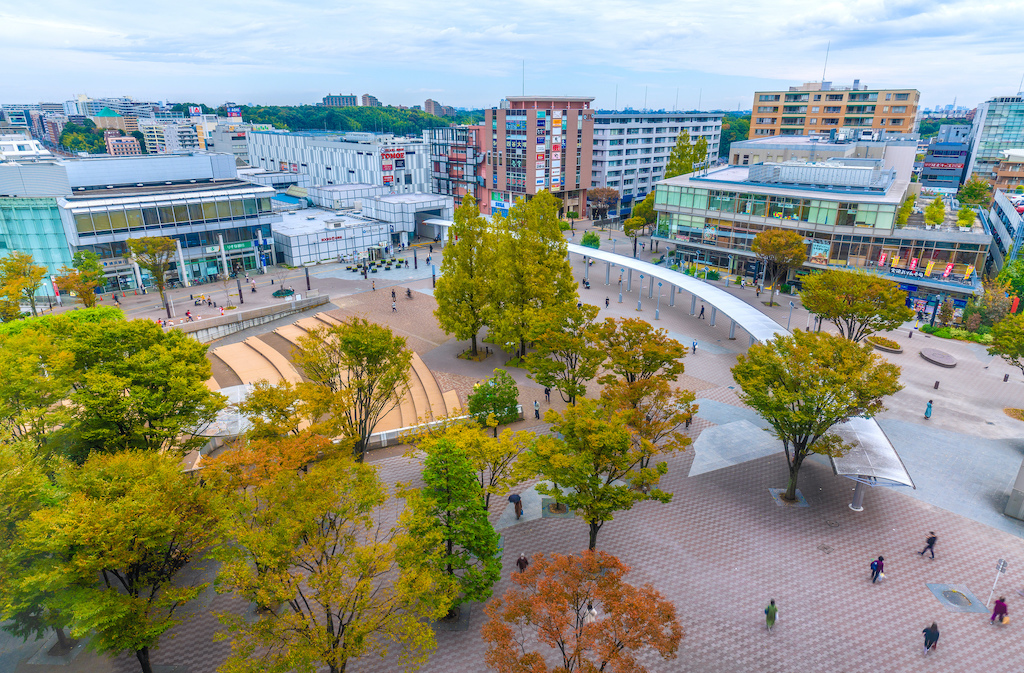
[10, 224, 1024, 673]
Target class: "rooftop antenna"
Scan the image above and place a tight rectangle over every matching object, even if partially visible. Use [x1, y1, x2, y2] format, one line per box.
[822, 40, 830, 83]
[675, 87, 679, 111]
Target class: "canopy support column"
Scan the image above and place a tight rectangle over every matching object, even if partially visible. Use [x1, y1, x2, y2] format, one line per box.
[849, 481, 867, 512]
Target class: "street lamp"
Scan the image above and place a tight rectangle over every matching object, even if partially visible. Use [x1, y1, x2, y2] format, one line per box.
[656, 281, 663, 320]
[787, 301, 795, 331]
[637, 274, 644, 311]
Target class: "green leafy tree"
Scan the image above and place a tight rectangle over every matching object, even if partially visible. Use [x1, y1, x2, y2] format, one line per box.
[693, 135, 709, 171]
[632, 191, 657, 226]
[484, 190, 577, 359]
[581, 231, 601, 249]
[588, 187, 619, 221]
[126, 236, 177, 315]
[732, 331, 902, 502]
[0, 251, 47, 317]
[467, 369, 521, 437]
[58, 120, 107, 154]
[938, 298, 955, 325]
[719, 113, 750, 158]
[14, 451, 220, 673]
[751, 229, 807, 306]
[975, 280, 1013, 327]
[989, 312, 1024, 377]
[958, 176, 993, 208]
[997, 258, 1024, 299]
[800, 270, 913, 342]
[294, 317, 412, 462]
[523, 302, 604, 404]
[924, 195, 946, 226]
[592, 317, 687, 385]
[434, 196, 491, 356]
[482, 550, 682, 673]
[236, 379, 318, 440]
[405, 438, 501, 607]
[623, 216, 646, 257]
[215, 454, 455, 673]
[130, 130, 148, 154]
[664, 130, 693, 179]
[0, 328, 74, 454]
[957, 206, 976, 227]
[896, 197, 914, 226]
[521, 399, 673, 550]
[237, 104, 481, 134]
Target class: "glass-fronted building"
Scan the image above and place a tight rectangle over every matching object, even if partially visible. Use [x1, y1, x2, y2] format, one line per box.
[967, 96, 1024, 181]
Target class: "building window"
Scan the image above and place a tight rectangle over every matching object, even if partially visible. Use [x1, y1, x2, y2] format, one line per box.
[894, 93, 909, 100]
[885, 93, 892, 100]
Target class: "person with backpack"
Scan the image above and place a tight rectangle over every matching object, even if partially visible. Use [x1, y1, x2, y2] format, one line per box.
[922, 622, 939, 654]
[919, 532, 937, 559]
[871, 556, 885, 583]
[764, 600, 778, 633]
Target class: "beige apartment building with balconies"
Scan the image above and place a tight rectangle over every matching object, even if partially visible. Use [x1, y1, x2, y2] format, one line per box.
[749, 80, 920, 138]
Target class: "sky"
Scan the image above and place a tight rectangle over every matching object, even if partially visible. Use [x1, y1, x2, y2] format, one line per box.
[2, 0, 1023, 112]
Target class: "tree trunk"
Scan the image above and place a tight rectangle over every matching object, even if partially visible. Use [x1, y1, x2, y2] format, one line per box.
[632, 237, 638, 258]
[471, 333, 478, 357]
[783, 461, 801, 502]
[588, 521, 601, 550]
[53, 626, 76, 654]
[135, 647, 153, 673]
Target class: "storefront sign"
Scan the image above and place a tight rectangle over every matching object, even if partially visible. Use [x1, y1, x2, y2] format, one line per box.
[898, 284, 918, 292]
[188, 106, 202, 117]
[381, 149, 405, 171]
[877, 251, 887, 266]
[890, 267, 926, 279]
[206, 245, 221, 254]
[943, 262, 955, 278]
[890, 255, 900, 267]
[383, 175, 394, 184]
[923, 162, 964, 169]
[536, 153, 545, 161]
[925, 260, 936, 276]
[909, 257, 919, 271]
[703, 224, 718, 242]
[225, 241, 252, 251]
[320, 234, 346, 243]
[536, 136, 545, 145]
[226, 107, 241, 118]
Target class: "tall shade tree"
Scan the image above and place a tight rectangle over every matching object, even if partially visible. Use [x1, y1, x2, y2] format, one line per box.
[14, 451, 220, 673]
[523, 302, 605, 404]
[215, 454, 456, 673]
[467, 369, 521, 437]
[663, 130, 694, 179]
[693, 135, 709, 171]
[799, 269, 913, 342]
[588, 187, 619, 222]
[126, 236, 177, 315]
[751, 229, 807, 307]
[623, 216, 646, 258]
[404, 438, 501, 607]
[65, 319, 225, 461]
[521, 399, 673, 550]
[998, 258, 1024, 299]
[592, 317, 687, 386]
[294, 317, 412, 462]
[989, 312, 1024, 378]
[485, 191, 577, 359]
[482, 551, 682, 673]
[0, 251, 47, 317]
[958, 176, 993, 208]
[631, 191, 657, 227]
[732, 331, 902, 502]
[0, 328, 75, 455]
[57, 251, 106, 309]
[434, 196, 491, 356]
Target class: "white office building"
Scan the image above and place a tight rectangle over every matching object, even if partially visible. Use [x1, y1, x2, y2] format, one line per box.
[591, 110, 723, 216]
[246, 131, 431, 193]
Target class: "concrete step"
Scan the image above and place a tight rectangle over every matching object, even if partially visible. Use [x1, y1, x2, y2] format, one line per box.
[442, 390, 462, 416]
[213, 342, 282, 385]
[243, 337, 303, 384]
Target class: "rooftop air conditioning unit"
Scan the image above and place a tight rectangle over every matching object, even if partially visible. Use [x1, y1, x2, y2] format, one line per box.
[307, 216, 316, 220]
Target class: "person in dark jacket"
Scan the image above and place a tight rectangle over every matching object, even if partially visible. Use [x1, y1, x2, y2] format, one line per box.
[871, 556, 884, 583]
[919, 532, 937, 559]
[922, 622, 939, 654]
[991, 597, 1009, 624]
[516, 553, 529, 573]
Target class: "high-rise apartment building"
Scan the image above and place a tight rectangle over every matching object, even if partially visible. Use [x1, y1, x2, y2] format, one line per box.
[482, 96, 594, 216]
[591, 110, 722, 217]
[322, 94, 358, 107]
[920, 125, 971, 192]
[424, 99, 456, 117]
[426, 125, 485, 207]
[137, 119, 201, 154]
[361, 94, 382, 107]
[749, 81, 920, 138]
[966, 95, 1024, 181]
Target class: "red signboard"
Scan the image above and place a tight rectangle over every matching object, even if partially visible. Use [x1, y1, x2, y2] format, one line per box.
[383, 175, 394, 184]
[923, 162, 964, 169]
[942, 262, 955, 278]
[877, 251, 887, 267]
[381, 163, 393, 171]
[909, 257, 918, 271]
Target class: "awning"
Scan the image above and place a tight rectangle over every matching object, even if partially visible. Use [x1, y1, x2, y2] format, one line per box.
[829, 416, 915, 488]
[285, 186, 308, 198]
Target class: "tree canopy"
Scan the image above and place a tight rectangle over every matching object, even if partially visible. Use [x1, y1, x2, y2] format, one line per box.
[434, 196, 491, 356]
[592, 317, 686, 386]
[467, 369, 521, 437]
[126, 237, 177, 311]
[664, 130, 694, 179]
[58, 120, 108, 154]
[751, 229, 807, 306]
[997, 258, 1024, 299]
[0, 251, 47, 318]
[924, 195, 946, 226]
[238, 104, 482, 133]
[588, 187, 620, 221]
[799, 269, 913, 342]
[732, 331, 902, 501]
[989, 312, 1024, 378]
[958, 176, 993, 208]
[523, 302, 604, 404]
[719, 113, 750, 158]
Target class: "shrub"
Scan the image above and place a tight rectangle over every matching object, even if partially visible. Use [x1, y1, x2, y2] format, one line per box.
[706, 270, 720, 281]
[867, 335, 901, 350]
[581, 232, 600, 249]
[933, 327, 952, 339]
[780, 284, 791, 294]
[949, 327, 971, 340]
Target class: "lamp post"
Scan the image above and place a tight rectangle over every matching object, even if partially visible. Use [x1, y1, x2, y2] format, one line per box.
[787, 301, 795, 331]
[637, 274, 643, 311]
[656, 282, 663, 320]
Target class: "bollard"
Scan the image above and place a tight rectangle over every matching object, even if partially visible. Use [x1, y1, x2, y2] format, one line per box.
[934, 381, 940, 389]
[1005, 374, 1010, 382]
[909, 330, 912, 338]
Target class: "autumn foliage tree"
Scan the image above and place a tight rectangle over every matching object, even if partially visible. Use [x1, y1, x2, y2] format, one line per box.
[482, 550, 682, 673]
[751, 229, 807, 307]
[592, 317, 687, 386]
[588, 187, 620, 221]
[799, 269, 913, 342]
[523, 302, 605, 404]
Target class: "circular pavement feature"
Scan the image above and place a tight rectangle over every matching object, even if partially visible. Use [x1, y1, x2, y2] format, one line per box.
[920, 347, 957, 368]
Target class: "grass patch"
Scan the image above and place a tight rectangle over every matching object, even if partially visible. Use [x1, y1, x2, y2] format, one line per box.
[458, 350, 489, 362]
[866, 335, 901, 350]
[1004, 408, 1024, 422]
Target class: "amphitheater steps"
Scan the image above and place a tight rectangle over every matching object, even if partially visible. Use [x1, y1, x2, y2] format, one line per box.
[243, 337, 303, 384]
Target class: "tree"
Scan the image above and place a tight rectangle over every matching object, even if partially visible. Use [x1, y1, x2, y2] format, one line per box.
[467, 369, 521, 437]
[958, 176, 993, 208]
[126, 236, 177, 315]
[588, 187, 619, 221]
[580, 231, 600, 249]
[632, 191, 657, 227]
[938, 298, 955, 325]
[294, 317, 412, 462]
[521, 399, 673, 549]
[523, 302, 605, 404]
[664, 130, 694, 179]
[976, 280, 1013, 327]
[896, 197, 914, 226]
[592, 317, 686, 385]
[924, 195, 946, 227]
[623, 216, 646, 258]
[404, 438, 501, 607]
[434, 196, 491, 356]
[55, 251, 105, 308]
[693, 135, 709, 171]
[215, 455, 455, 673]
[0, 328, 74, 455]
[485, 191, 578, 359]
[131, 130, 148, 154]
[482, 550, 682, 673]
[14, 451, 220, 673]
[989, 312, 1024, 377]
[997, 258, 1024, 299]
[718, 113, 750, 158]
[751, 229, 807, 306]
[732, 331, 902, 502]
[957, 206, 977, 227]
[799, 270, 913, 342]
[0, 251, 47, 317]
[65, 319, 225, 461]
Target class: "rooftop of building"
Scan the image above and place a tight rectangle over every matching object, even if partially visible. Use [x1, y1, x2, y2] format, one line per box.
[593, 109, 723, 117]
[274, 208, 383, 237]
[374, 192, 448, 205]
[308, 183, 380, 193]
[756, 81, 919, 93]
[505, 96, 595, 103]
[94, 108, 122, 117]
[733, 133, 920, 149]
[61, 178, 269, 202]
[1000, 149, 1024, 162]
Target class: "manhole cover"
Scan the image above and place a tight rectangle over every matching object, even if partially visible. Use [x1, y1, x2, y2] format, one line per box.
[816, 544, 834, 554]
[942, 590, 972, 607]
[826, 520, 839, 527]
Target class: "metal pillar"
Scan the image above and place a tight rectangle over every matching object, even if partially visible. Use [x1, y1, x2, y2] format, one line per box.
[729, 319, 736, 340]
[710, 306, 717, 327]
[218, 234, 229, 277]
[605, 261, 610, 285]
[637, 274, 643, 311]
[585, 258, 589, 281]
[627, 269, 633, 292]
[175, 239, 189, 287]
[669, 285, 676, 306]
[648, 277, 654, 298]
[849, 481, 867, 511]
[131, 260, 143, 289]
[690, 294, 696, 316]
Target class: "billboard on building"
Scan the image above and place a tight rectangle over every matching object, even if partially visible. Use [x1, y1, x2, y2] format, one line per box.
[809, 240, 830, 265]
[188, 106, 202, 117]
[226, 107, 242, 118]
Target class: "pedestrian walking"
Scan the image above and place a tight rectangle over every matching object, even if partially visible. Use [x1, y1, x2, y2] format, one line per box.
[925, 400, 932, 420]
[516, 553, 529, 573]
[251, 283, 256, 293]
[692, 340, 697, 354]
[991, 597, 1009, 625]
[372, 280, 376, 291]
[508, 493, 523, 519]
[919, 532, 937, 559]
[429, 244, 434, 253]
[605, 296, 610, 308]
[392, 301, 397, 313]
[544, 387, 550, 403]
[756, 284, 761, 298]
[922, 622, 939, 654]
[870, 556, 885, 583]
[699, 305, 705, 319]
[220, 307, 224, 316]
[583, 603, 598, 625]
[391, 289, 396, 301]
[764, 600, 778, 632]
[534, 400, 540, 419]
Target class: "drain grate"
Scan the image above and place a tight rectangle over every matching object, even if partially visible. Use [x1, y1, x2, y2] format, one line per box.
[817, 544, 834, 554]
[826, 520, 839, 527]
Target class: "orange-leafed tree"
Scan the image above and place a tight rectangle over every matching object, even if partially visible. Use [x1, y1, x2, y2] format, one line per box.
[482, 551, 682, 673]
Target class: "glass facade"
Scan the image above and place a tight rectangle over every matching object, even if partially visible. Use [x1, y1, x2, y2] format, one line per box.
[70, 196, 272, 238]
[0, 198, 73, 281]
